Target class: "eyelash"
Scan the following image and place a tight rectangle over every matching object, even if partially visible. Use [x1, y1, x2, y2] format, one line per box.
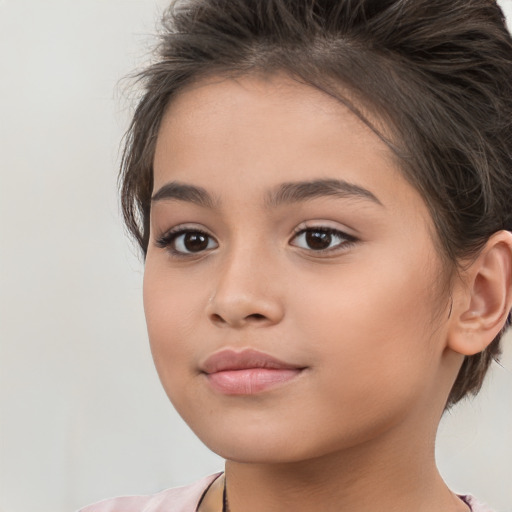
[290, 226, 357, 254]
[155, 226, 218, 257]
[155, 225, 357, 257]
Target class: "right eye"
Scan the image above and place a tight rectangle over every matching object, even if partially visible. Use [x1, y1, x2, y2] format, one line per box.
[156, 228, 218, 255]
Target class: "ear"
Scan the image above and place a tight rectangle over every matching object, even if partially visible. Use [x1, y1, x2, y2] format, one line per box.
[448, 230, 512, 356]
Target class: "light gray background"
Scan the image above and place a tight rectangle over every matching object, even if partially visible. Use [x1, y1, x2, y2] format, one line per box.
[1, 1, 511, 511]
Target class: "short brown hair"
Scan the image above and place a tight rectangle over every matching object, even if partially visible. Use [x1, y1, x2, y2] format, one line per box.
[120, 0, 512, 407]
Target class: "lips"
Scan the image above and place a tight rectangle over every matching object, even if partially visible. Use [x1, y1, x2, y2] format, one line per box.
[201, 348, 304, 395]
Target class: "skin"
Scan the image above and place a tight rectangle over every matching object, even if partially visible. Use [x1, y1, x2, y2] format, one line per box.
[144, 74, 476, 511]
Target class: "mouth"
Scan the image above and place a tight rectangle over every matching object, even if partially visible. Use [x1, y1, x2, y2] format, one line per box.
[201, 348, 306, 395]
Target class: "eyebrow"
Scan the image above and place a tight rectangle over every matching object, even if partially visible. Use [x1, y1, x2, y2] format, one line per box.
[151, 178, 382, 209]
[265, 179, 383, 208]
[151, 181, 218, 208]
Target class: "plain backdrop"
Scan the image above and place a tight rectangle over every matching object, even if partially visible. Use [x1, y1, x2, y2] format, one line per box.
[1, 1, 511, 511]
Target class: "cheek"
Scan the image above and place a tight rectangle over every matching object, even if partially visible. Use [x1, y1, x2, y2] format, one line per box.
[143, 269, 215, 421]
[142, 262, 202, 383]
[293, 248, 443, 402]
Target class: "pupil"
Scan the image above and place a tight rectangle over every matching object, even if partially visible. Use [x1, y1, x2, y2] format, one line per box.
[306, 230, 331, 250]
[184, 232, 208, 252]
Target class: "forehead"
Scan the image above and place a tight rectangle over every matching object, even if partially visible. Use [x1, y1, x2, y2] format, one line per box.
[152, 74, 427, 220]
[158, 74, 386, 147]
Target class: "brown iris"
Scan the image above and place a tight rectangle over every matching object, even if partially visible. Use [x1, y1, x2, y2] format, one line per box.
[183, 232, 210, 252]
[305, 230, 333, 250]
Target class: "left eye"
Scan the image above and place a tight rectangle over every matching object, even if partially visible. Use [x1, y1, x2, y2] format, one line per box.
[290, 228, 355, 251]
[156, 229, 218, 255]
[173, 231, 217, 253]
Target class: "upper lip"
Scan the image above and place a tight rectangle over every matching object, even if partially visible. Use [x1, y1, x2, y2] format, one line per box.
[201, 348, 302, 374]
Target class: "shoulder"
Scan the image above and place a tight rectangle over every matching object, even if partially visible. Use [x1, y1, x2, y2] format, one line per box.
[78, 473, 223, 512]
[459, 495, 496, 512]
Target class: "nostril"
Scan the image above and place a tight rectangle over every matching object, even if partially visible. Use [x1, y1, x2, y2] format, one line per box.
[247, 313, 266, 321]
[209, 312, 268, 326]
[210, 313, 226, 324]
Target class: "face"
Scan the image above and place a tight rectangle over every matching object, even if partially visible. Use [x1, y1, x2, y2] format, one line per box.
[144, 74, 454, 464]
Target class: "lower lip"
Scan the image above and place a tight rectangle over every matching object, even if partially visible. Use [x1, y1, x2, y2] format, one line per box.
[205, 368, 302, 395]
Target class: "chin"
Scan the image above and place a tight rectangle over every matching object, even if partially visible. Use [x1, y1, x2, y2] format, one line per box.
[187, 418, 316, 464]
[186, 415, 364, 466]
[206, 438, 312, 465]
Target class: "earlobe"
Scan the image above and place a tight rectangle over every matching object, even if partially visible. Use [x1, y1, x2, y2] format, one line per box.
[448, 230, 512, 356]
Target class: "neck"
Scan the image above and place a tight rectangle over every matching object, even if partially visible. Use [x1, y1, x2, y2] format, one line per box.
[223, 420, 467, 512]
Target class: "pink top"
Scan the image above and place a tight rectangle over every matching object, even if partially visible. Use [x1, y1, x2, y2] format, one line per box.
[78, 473, 495, 512]
[78, 473, 222, 512]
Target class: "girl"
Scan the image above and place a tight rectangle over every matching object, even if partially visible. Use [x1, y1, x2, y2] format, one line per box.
[81, 0, 512, 510]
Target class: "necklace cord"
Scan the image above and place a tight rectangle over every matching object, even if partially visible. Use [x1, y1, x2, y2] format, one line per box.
[222, 475, 229, 512]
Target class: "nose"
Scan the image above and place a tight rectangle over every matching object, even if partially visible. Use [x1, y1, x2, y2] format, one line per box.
[206, 249, 285, 328]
